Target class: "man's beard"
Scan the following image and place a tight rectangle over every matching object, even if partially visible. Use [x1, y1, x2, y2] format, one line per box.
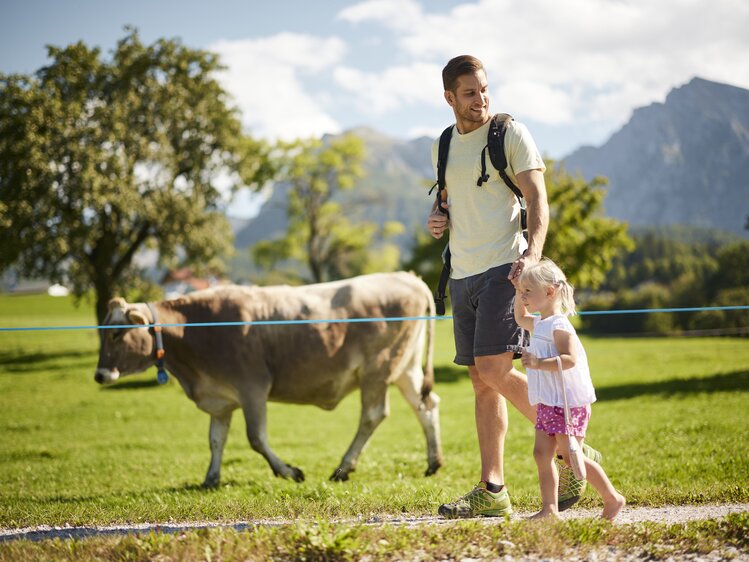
[457, 103, 488, 124]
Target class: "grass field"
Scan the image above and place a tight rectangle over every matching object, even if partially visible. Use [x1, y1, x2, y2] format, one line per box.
[1, 293, 748, 558]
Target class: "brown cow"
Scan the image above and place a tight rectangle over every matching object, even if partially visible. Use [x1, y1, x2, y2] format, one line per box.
[94, 272, 442, 485]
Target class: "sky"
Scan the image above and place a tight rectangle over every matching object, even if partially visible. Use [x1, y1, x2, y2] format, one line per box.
[2, 0, 749, 215]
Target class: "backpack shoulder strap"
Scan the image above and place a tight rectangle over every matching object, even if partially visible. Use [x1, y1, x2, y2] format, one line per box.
[434, 124, 454, 215]
[486, 113, 527, 232]
[487, 113, 524, 201]
[433, 124, 454, 315]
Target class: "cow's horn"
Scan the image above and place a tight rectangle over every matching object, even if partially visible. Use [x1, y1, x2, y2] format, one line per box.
[108, 297, 127, 311]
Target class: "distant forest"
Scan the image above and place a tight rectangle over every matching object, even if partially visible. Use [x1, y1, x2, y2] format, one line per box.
[580, 226, 749, 335]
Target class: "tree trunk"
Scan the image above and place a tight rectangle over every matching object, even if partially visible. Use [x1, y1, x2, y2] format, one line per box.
[94, 277, 115, 326]
[308, 221, 322, 283]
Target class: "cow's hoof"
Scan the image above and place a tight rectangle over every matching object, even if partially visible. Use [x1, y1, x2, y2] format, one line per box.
[202, 475, 220, 488]
[424, 460, 443, 477]
[289, 466, 305, 482]
[330, 467, 352, 482]
[272, 466, 305, 482]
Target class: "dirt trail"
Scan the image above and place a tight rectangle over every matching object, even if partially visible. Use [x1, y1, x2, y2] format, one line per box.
[1, 503, 747, 543]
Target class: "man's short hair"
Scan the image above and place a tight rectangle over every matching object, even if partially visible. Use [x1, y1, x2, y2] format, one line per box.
[442, 55, 485, 92]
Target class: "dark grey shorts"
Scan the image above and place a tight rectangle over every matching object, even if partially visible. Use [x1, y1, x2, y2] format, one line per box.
[449, 263, 525, 366]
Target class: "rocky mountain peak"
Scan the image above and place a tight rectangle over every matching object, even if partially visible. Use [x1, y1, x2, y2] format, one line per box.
[563, 77, 749, 235]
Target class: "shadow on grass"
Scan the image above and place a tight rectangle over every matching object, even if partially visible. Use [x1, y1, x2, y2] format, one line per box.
[164, 480, 271, 494]
[166, 482, 211, 493]
[100, 378, 162, 391]
[434, 365, 465, 384]
[0, 450, 57, 462]
[0, 349, 95, 374]
[596, 370, 748, 401]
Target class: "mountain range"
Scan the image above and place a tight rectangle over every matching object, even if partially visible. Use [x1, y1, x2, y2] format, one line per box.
[564, 77, 749, 235]
[230, 77, 749, 277]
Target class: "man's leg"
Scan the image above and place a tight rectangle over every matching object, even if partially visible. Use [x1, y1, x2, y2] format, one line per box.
[438, 353, 529, 519]
[474, 354, 536, 422]
[471, 353, 535, 483]
[469, 365, 507, 484]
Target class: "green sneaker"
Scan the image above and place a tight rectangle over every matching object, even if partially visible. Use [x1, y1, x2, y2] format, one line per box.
[557, 443, 603, 511]
[438, 481, 513, 519]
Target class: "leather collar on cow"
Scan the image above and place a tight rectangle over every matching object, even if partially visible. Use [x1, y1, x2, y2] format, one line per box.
[146, 302, 169, 385]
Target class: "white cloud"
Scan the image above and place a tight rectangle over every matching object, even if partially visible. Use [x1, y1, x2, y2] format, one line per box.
[333, 62, 443, 113]
[338, 0, 423, 30]
[209, 33, 347, 140]
[496, 82, 575, 126]
[203, 0, 749, 158]
[337, 0, 749, 130]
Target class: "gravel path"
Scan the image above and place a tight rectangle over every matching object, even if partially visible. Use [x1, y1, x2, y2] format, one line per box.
[1, 503, 747, 543]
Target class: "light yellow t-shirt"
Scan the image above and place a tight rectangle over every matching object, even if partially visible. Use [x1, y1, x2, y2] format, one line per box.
[431, 117, 546, 279]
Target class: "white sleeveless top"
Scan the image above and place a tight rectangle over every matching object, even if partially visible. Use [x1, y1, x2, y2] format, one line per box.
[526, 314, 597, 408]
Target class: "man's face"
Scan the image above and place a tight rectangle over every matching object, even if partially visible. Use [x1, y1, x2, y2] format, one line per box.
[445, 70, 490, 130]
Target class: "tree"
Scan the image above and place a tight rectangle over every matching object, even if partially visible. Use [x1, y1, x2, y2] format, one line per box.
[711, 241, 749, 295]
[253, 134, 403, 284]
[404, 162, 632, 293]
[582, 238, 749, 334]
[0, 29, 274, 322]
[600, 226, 733, 293]
[542, 162, 633, 289]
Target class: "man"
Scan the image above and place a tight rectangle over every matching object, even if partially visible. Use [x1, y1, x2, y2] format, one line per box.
[427, 55, 599, 518]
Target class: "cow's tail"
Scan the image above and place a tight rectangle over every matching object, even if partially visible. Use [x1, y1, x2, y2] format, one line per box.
[420, 279, 436, 405]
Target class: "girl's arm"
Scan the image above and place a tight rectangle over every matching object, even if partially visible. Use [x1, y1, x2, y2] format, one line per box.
[523, 329, 579, 371]
[513, 289, 535, 332]
[551, 329, 578, 370]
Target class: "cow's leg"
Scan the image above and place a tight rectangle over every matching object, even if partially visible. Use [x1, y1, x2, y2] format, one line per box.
[331, 379, 389, 481]
[203, 412, 232, 488]
[394, 365, 444, 476]
[241, 394, 304, 482]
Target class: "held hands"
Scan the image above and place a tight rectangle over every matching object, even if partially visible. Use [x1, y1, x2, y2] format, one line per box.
[427, 202, 449, 239]
[509, 250, 540, 285]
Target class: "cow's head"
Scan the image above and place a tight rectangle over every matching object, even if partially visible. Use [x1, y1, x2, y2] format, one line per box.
[94, 298, 155, 384]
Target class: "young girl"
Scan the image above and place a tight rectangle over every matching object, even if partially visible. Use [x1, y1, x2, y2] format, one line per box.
[514, 258, 625, 520]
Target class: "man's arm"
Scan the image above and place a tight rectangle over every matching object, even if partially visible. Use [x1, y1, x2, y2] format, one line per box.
[509, 168, 548, 280]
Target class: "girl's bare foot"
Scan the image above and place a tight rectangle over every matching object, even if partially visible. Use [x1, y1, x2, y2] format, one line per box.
[601, 493, 626, 521]
[529, 509, 560, 520]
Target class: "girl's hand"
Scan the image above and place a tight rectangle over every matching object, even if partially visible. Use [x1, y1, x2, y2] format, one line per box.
[521, 350, 539, 370]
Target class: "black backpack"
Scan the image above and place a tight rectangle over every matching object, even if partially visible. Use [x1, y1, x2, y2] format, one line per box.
[430, 113, 527, 315]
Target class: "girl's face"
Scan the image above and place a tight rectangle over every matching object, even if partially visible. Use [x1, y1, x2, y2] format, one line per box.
[519, 282, 552, 313]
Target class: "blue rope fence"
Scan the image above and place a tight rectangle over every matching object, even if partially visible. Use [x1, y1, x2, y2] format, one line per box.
[1, 305, 748, 333]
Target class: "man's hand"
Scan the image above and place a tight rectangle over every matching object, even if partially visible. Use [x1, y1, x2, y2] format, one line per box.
[427, 202, 449, 239]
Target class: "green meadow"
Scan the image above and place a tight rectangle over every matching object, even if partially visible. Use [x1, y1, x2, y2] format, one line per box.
[1, 292, 747, 526]
[0, 292, 748, 559]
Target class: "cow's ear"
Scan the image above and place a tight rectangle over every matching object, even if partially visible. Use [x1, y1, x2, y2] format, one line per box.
[127, 309, 149, 325]
[108, 297, 127, 311]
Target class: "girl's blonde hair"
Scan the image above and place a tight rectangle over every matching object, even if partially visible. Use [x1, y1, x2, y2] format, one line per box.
[519, 258, 577, 315]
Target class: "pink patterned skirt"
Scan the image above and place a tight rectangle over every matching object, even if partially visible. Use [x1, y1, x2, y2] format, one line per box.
[535, 403, 591, 437]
